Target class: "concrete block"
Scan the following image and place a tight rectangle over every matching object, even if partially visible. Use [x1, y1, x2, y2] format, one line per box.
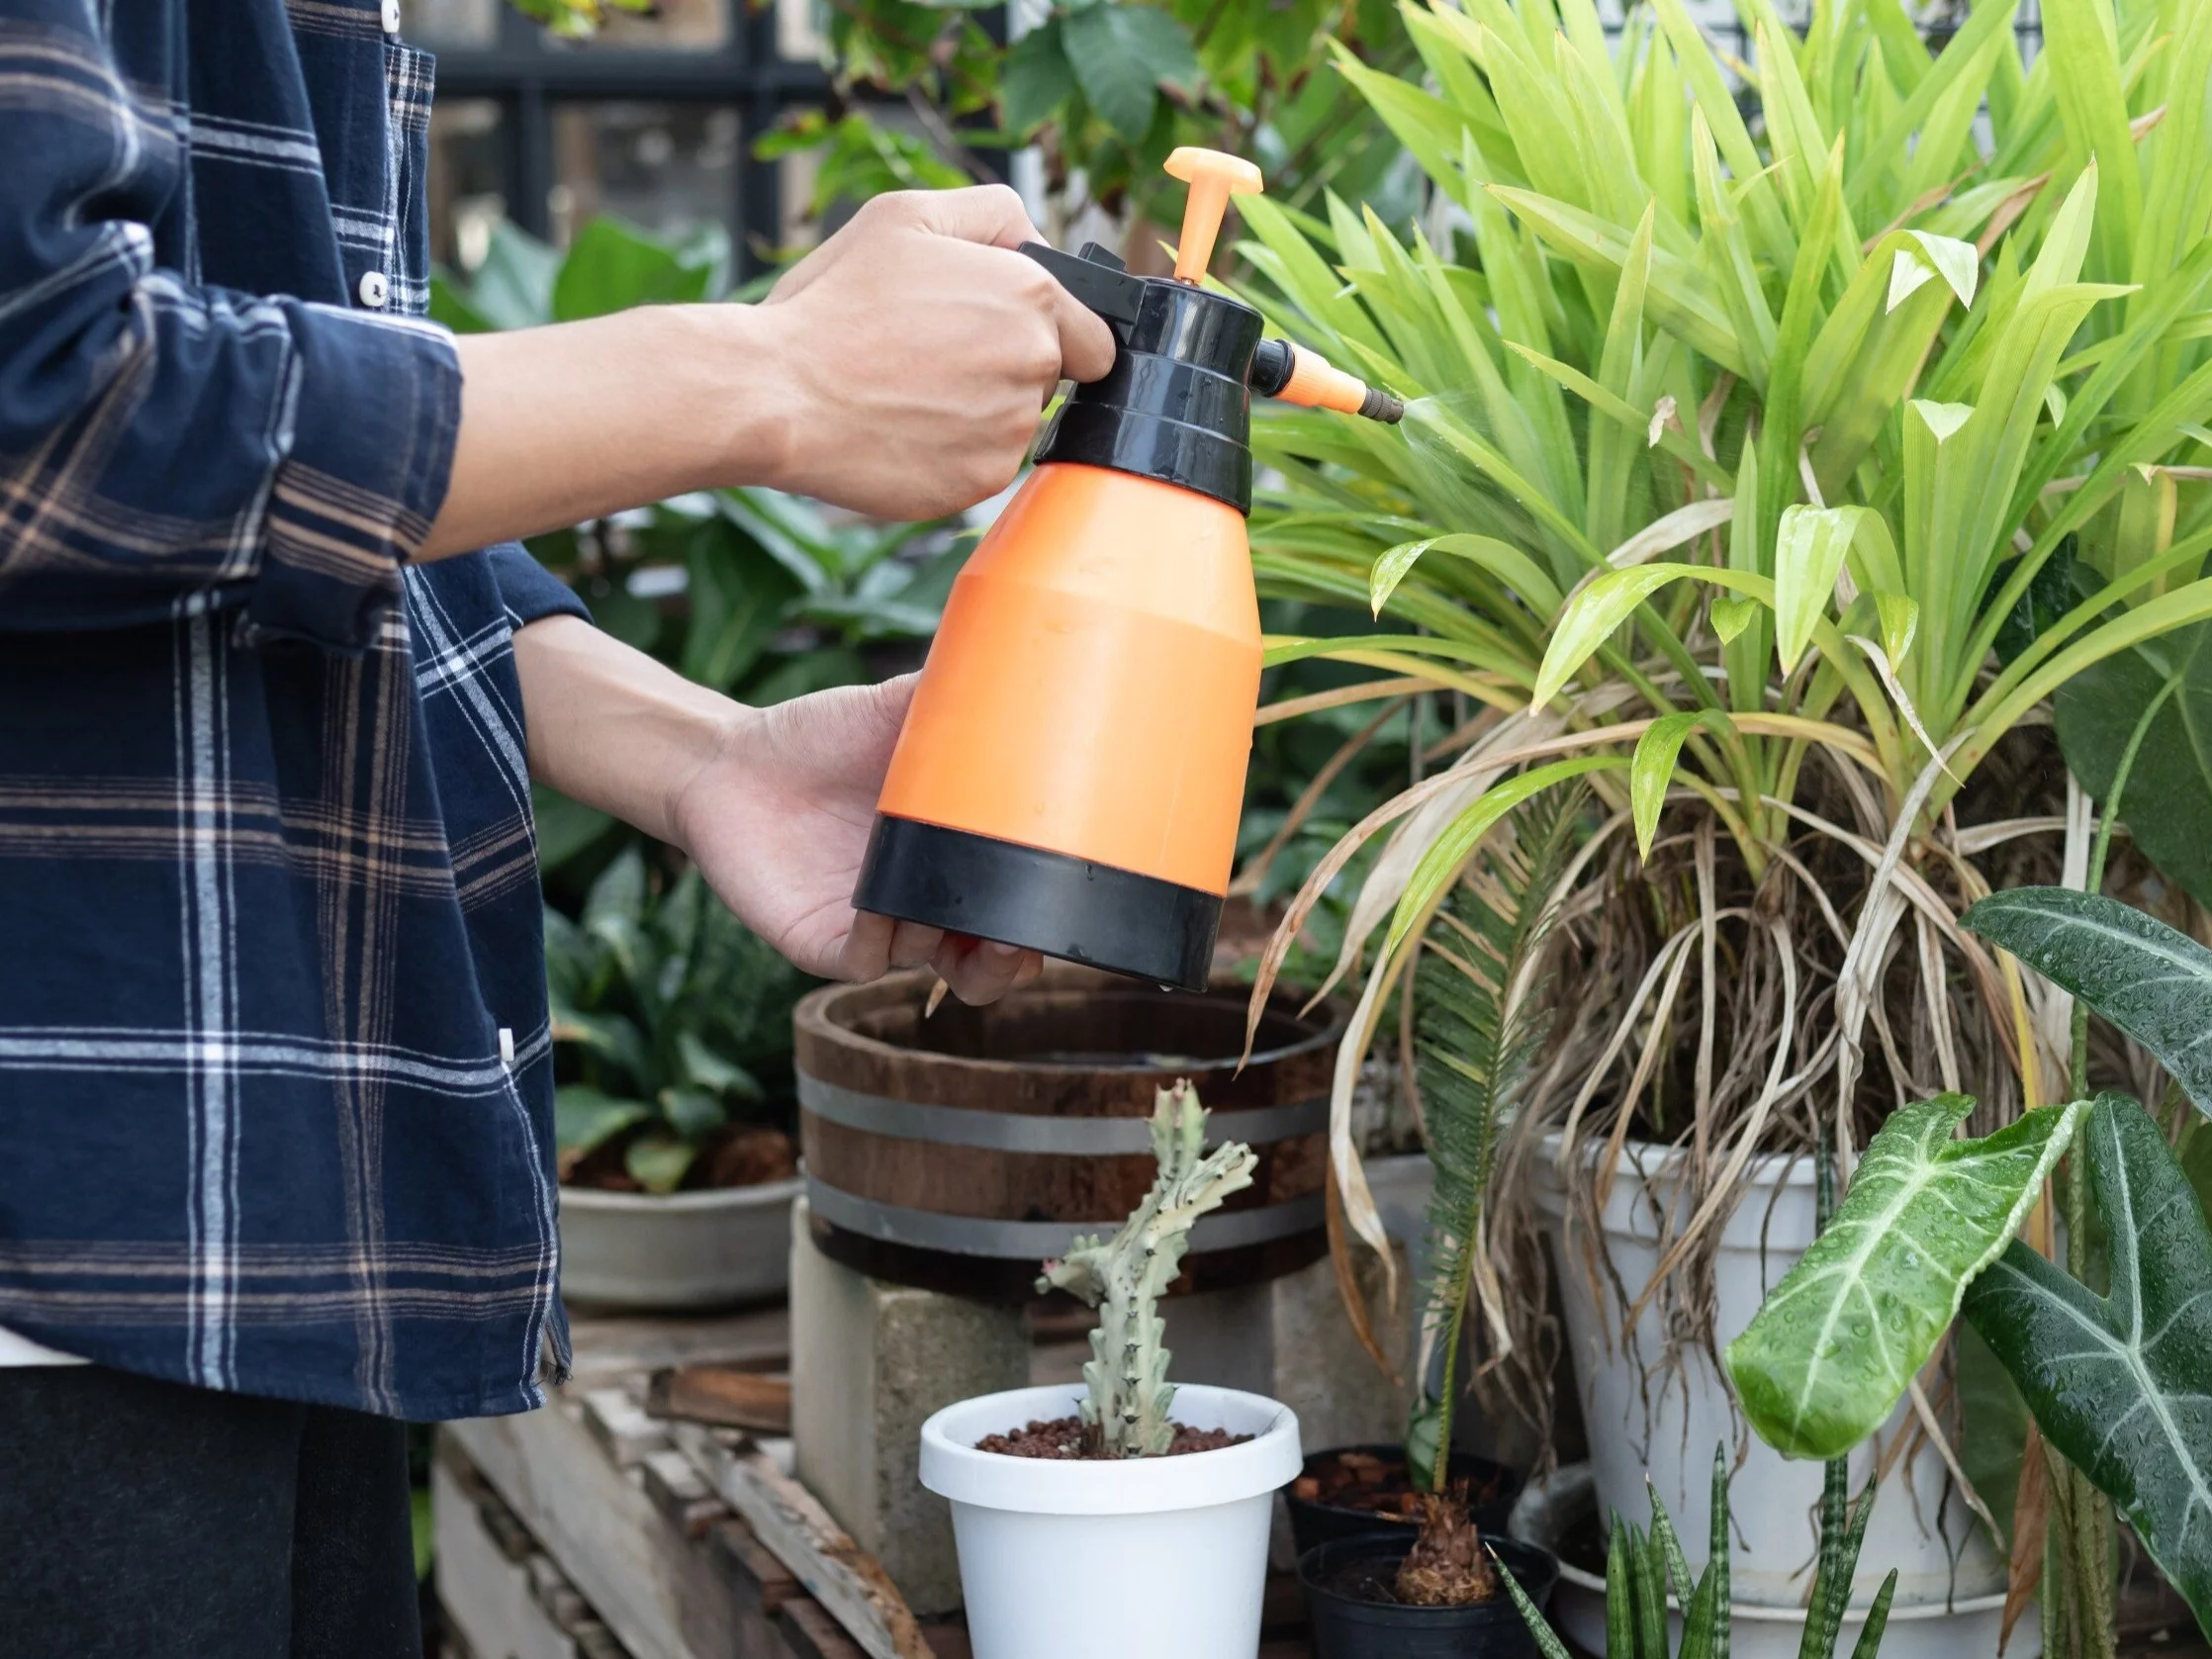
[1268, 1243, 1414, 1453]
[1164, 1244, 1414, 1453]
[788, 1199, 1027, 1616]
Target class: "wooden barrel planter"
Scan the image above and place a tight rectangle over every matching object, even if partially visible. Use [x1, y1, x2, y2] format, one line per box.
[793, 964, 1345, 1301]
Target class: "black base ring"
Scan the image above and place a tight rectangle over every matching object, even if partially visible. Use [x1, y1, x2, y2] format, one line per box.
[852, 814, 1220, 993]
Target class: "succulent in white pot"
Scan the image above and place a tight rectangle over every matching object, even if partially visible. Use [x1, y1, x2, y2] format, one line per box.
[919, 1083, 1303, 1659]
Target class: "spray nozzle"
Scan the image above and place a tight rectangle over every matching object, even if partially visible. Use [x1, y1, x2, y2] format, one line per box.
[1163, 147, 1264, 285]
[1250, 337, 1405, 424]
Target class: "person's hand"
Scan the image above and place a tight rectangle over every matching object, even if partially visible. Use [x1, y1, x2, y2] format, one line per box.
[671, 674, 1047, 1005]
[748, 186, 1118, 520]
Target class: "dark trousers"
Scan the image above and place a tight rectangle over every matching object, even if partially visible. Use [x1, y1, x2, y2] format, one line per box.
[0, 1364, 423, 1659]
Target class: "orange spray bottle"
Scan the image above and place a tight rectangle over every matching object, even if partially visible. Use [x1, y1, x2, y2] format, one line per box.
[852, 148, 1403, 991]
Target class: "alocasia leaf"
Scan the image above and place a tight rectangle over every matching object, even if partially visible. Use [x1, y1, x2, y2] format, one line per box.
[1726, 1094, 2086, 1459]
[2054, 622, 2212, 910]
[1963, 1093, 2212, 1636]
[1964, 887, 2212, 1114]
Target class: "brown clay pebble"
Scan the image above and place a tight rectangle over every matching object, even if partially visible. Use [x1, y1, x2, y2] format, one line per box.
[974, 1415, 1252, 1460]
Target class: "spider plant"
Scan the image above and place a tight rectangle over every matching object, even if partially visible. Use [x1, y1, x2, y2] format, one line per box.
[1234, 0, 2212, 1409]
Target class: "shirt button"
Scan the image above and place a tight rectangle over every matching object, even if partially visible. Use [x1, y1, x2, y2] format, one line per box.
[381, 0, 402, 33]
[357, 270, 390, 309]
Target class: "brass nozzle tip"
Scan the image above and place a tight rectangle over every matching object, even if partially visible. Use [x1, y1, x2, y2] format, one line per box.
[1361, 387, 1406, 424]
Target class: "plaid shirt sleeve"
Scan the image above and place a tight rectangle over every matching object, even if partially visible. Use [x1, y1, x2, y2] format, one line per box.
[0, 4, 461, 652]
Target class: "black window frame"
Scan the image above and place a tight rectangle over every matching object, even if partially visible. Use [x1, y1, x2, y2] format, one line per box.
[423, 0, 834, 278]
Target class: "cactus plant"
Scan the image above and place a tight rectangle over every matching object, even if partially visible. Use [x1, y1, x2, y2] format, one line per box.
[1038, 1081, 1257, 1456]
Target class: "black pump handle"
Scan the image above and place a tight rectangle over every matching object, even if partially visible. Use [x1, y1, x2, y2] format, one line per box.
[1017, 240, 1146, 328]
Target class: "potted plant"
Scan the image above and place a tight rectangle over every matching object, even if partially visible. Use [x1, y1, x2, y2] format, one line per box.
[1290, 786, 1582, 1561]
[917, 1082, 1303, 1659]
[549, 847, 810, 1309]
[1233, 0, 2212, 1634]
[1729, 884, 2212, 1658]
[1497, 1442, 1898, 1659]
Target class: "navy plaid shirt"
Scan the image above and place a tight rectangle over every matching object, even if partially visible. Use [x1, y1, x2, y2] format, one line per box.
[0, 0, 590, 1419]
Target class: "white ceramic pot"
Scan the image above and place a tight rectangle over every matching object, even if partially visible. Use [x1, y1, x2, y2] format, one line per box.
[1512, 1464, 2028, 1659]
[1533, 1134, 2006, 1613]
[919, 1381, 1302, 1659]
[558, 1175, 802, 1311]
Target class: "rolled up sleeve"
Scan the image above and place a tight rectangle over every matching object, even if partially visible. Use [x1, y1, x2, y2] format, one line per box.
[485, 542, 593, 630]
[0, 15, 459, 651]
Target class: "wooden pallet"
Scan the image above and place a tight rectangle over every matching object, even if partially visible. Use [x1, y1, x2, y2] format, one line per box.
[439, 1306, 925, 1659]
[435, 1305, 1328, 1659]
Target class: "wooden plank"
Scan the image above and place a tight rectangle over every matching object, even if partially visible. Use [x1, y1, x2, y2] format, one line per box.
[447, 1404, 769, 1659]
[583, 1386, 673, 1468]
[672, 1424, 932, 1659]
[435, 1448, 640, 1659]
[566, 1305, 790, 1384]
[641, 1447, 727, 1541]
[711, 1519, 800, 1618]
[647, 1366, 793, 1435]
[777, 1602, 870, 1659]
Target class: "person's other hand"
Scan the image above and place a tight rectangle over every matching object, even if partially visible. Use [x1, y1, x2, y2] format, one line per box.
[747, 186, 1117, 520]
[672, 674, 1046, 1005]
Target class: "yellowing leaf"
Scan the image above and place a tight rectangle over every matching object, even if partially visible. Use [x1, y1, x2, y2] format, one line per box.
[1774, 506, 1880, 673]
[1534, 562, 1771, 706]
[1385, 757, 1623, 958]
[1631, 709, 1735, 860]
[1370, 533, 1564, 616]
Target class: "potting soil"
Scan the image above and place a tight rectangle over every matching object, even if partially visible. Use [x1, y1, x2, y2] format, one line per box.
[974, 1414, 1252, 1459]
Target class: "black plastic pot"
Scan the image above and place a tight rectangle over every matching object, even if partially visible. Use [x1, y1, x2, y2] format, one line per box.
[1300, 1534, 1561, 1659]
[1286, 1444, 1524, 1558]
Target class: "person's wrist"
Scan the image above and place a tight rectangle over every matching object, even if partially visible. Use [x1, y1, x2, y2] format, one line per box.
[665, 692, 759, 864]
[655, 302, 807, 495]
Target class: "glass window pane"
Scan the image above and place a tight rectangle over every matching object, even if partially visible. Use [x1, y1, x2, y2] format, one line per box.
[402, 0, 498, 46]
[426, 98, 507, 274]
[549, 102, 740, 249]
[558, 0, 729, 50]
[775, 0, 825, 61]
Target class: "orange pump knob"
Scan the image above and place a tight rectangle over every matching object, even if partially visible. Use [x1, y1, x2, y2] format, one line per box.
[1163, 146, 1263, 284]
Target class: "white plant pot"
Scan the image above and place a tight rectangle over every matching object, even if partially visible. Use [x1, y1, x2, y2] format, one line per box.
[919, 1381, 1302, 1659]
[1534, 1134, 2008, 1616]
[558, 1175, 802, 1311]
[1513, 1464, 2026, 1659]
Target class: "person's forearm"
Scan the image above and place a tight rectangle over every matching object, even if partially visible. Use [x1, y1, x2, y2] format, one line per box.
[421, 306, 791, 562]
[510, 612, 743, 847]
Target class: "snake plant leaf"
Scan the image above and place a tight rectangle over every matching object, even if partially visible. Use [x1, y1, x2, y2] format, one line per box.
[1963, 887, 2212, 1116]
[1494, 1544, 1575, 1659]
[1963, 1093, 2212, 1636]
[1727, 1094, 2087, 1460]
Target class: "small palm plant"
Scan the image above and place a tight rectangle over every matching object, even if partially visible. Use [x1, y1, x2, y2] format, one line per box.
[1394, 786, 1583, 1589]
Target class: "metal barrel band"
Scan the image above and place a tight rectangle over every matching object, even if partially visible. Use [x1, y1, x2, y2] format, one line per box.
[803, 1174, 1324, 1259]
[796, 1074, 1328, 1155]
